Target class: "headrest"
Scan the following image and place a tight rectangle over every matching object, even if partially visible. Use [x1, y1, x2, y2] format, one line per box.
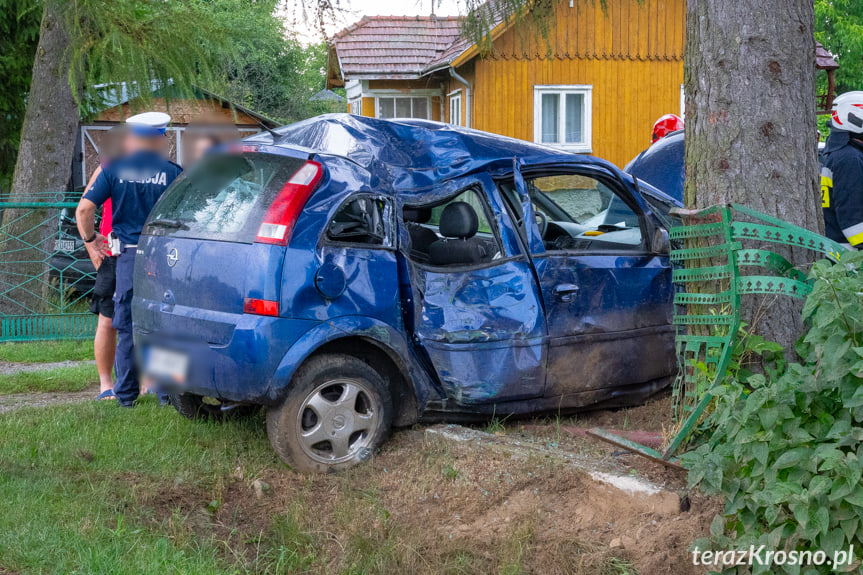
[403, 206, 432, 224]
[439, 201, 478, 239]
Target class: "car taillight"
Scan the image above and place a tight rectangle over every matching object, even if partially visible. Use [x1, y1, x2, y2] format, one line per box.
[255, 161, 322, 245]
[243, 298, 279, 316]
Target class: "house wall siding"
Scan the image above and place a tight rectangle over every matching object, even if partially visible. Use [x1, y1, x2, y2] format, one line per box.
[431, 96, 442, 122]
[450, 0, 685, 167]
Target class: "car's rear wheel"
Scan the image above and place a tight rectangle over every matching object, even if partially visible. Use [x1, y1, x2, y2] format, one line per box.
[169, 392, 256, 421]
[266, 353, 392, 473]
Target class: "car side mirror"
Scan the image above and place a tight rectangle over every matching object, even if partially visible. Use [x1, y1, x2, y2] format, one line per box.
[652, 228, 670, 254]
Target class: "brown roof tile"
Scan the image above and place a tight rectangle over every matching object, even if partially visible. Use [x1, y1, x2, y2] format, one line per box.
[816, 41, 839, 71]
[332, 16, 464, 78]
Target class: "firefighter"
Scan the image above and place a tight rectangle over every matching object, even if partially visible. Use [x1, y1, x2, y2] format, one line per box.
[76, 112, 182, 407]
[822, 91, 863, 249]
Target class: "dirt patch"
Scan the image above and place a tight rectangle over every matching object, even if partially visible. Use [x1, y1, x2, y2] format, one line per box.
[503, 391, 689, 488]
[0, 386, 97, 414]
[418, 425, 716, 574]
[0, 359, 94, 376]
[134, 423, 716, 574]
[569, 392, 676, 433]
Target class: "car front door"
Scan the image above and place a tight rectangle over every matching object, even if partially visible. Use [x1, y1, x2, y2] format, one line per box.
[400, 173, 547, 406]
[506, 165, 675, 406]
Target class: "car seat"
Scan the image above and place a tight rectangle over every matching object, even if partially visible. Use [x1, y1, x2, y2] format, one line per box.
[403, 206, 439, 255]
[428, 202, 489, 266]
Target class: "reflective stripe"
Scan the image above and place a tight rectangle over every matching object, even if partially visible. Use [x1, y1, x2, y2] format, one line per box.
[820, 167, 833, 208]
[842, 222, 863, 246]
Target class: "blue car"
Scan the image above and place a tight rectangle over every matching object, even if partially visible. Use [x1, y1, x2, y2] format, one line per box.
[625, 130, 685, 203]
[134, 114, 679, 472]
[625, 130, 827, 203]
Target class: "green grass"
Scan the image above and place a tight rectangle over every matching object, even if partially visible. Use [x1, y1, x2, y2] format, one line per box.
[0, 340, 94, 363]
[0, 364, 98, 395]
[0, 400, 276, 574]
[0, 400, 645, 575]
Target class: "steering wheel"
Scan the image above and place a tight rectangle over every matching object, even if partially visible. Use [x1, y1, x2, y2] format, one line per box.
[534, 210, 548, 239]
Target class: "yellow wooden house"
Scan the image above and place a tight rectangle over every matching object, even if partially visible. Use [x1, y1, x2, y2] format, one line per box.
[327, 0, 685, 168]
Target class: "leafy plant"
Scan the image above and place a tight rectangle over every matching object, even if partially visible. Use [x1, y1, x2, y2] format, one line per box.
[442, 465, 459, 481]
[816, 0, 863, 94]
[681, 251, 863, 574]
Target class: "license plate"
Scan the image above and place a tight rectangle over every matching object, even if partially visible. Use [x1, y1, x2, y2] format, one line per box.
[54, 239, 77, 252]
[146, 347, 189, 383]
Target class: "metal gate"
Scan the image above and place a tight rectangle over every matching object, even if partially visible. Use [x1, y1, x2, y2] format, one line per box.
[0, 194, 97, 341]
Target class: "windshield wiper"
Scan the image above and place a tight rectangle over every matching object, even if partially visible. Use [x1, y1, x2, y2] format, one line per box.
[148, 218, 190, 231]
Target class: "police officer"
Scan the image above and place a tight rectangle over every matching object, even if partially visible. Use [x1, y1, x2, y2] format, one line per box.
[822, 91, 863, 249]
[76, 112, 182, 407]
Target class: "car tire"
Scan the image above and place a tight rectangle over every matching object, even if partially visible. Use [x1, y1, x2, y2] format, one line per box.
[169, 392, 256, 421]
[266, 353, 392, 473]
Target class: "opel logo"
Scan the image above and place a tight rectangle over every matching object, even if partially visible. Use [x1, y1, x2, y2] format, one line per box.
[166, 248, 179, 267]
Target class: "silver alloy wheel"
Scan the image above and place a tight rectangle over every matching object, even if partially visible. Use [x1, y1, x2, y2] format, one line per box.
[295, 378, 379, 464]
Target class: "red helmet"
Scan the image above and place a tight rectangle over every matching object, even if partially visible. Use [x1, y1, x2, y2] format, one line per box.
[651, 114, 685, 144]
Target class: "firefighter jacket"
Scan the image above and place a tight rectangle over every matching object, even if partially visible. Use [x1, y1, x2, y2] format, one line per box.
[822, 130, 863, 248]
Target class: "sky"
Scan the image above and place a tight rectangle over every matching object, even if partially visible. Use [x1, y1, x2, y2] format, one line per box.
[288, 0, 464, 42]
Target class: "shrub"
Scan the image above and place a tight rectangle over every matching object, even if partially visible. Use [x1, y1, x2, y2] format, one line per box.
[681, 251, 863, 574]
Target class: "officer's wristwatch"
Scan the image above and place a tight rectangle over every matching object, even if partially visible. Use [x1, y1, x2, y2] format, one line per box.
[83, 233, 97, 244]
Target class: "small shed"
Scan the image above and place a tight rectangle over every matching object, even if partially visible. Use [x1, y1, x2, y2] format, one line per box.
[73, 83, 279, 188]
[816, 42, 840, 115]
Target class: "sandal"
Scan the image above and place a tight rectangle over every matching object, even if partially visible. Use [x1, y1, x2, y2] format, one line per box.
[97, 389, 116, 401]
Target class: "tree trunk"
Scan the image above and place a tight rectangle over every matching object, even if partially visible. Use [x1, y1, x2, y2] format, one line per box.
[1, 3, 79, 315]
[684, 0, 820, 353]
[9, 3, 78, 202]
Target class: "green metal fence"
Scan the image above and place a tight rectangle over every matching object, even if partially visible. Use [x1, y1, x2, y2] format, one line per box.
[0, 194, 97, 341]
[589, 203, 848, 468]
[667, 203, 847, 450]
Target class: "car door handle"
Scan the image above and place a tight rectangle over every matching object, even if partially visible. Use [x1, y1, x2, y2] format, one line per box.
[553, 283, 580, 301]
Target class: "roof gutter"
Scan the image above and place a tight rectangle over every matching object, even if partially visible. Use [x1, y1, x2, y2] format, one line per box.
[449, 67, 471, 128]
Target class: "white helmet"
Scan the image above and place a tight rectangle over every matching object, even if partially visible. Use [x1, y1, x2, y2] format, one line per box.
[831, 91, 863, 134]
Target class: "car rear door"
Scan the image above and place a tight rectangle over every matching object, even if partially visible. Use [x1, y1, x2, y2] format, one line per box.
[134, 149, 309, 348]
[399, 173, 548, 406]
[508, 165, 675, 405]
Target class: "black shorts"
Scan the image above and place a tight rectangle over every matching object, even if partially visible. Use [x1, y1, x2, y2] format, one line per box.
[89, 256, 117, 318]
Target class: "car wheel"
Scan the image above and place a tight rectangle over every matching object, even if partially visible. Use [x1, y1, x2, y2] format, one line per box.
[169, 392, 256, 421]
[266, 353, 392, 473]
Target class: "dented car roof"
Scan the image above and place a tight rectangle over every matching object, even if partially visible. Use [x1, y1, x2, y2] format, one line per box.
[245, 114, 619, 194]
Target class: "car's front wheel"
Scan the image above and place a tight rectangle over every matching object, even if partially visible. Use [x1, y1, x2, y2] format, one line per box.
[266, 354, 392, 473]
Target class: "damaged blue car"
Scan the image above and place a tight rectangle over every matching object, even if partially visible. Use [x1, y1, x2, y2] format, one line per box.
[134, 114, 680, 472]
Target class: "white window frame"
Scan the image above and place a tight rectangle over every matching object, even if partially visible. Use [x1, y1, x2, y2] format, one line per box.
[533, 85, 593, 153]
[375, 95, 432, 120]
[448, 90, 462, 126]
[348, 97, 362, 115]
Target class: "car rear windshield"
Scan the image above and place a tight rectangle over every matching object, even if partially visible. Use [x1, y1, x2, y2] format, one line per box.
[145, 152, 306, 243]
